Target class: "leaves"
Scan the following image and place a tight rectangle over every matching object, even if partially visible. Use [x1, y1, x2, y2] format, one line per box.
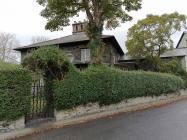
[37, 0, 142, 64]
[22, 46, 74, 80]
[53, 65, 184, 110]
[37, 0, 142, 31]
[158, 58, 187, 87]
[126, 12, 186, 70]
[0, 66, 31, 121]
[126, 12, 187, 59]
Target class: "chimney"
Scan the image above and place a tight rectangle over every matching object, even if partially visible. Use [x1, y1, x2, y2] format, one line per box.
[72, 20, 87, 34]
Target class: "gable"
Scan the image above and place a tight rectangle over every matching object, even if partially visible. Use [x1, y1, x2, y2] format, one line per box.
[176, 32, 187, 48]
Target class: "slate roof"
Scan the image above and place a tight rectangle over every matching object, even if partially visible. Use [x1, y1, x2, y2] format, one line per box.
[160, 47, 187, 58]
[120, 47, 187, 61]
[14, 33, 124, 55]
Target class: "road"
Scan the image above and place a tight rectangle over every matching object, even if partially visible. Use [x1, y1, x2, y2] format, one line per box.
[16, 99, 187, 140]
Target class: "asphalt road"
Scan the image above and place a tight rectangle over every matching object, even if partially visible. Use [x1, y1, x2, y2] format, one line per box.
[16, 99, 187, 140]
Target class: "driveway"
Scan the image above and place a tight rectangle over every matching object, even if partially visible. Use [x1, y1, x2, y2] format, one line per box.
[16, 99, 187, 140]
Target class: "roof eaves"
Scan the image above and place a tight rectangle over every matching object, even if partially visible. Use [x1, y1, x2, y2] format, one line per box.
[14, 34, 122, 53]
[108, 36, 124, 55]
[14, 37, 61, 51]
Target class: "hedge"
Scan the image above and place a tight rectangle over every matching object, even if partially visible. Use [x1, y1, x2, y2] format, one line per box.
[53, 65, 185, 110]
[0, 66, 32, 121]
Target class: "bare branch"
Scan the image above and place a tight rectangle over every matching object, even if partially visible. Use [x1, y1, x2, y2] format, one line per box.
[0, 32, 20, 63]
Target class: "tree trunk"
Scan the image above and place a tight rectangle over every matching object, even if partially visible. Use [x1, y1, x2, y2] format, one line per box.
[83, 0, 105, 64]
[87, 22, 104, 64]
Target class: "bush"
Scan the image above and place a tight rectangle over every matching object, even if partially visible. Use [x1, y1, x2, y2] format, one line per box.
[158, 59, 187, 87]
[22, 46, 73, 81]
[22, 46, 73, 113]
[0, 60, 20, 70]
[0, 65, 32, 121]
[53, 65, 184, 110]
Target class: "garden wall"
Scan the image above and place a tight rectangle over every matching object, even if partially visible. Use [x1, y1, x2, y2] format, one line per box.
[55, 89, 187, 121]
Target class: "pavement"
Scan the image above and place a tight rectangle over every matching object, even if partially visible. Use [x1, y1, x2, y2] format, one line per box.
[13, 99, 187, 140]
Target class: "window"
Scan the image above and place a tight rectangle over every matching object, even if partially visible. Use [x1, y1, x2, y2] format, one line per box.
[76, 25, 78, 32]
[81, 49, 90, 62]
[66, 52, 74, 63]
[81, 24, 83, 30]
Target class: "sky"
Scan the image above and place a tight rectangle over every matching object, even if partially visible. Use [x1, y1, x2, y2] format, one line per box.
[0, 0, 187, 52]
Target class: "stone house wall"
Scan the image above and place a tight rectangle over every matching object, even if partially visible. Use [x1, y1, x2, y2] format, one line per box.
[20, 41, 121, 66]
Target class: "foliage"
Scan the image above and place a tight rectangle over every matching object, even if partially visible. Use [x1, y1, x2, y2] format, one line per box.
[158, 59, 187, 87]
[126, 12, 186, 70]
[135, 57, 162, 71]
[22, 46, 73, 81]
[37, 0, 141, 31]
[158, 59, 181, 73]
[0, 65, 31, 121]
[0, 60, 20, 70]
[22, 46, 74, 114]
[36, 0, 142, 64]
[53, 65, 184, 110]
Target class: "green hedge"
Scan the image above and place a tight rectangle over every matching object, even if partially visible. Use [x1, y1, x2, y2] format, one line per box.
[0, 66, 31, 121]
[53, 65, 184, 110]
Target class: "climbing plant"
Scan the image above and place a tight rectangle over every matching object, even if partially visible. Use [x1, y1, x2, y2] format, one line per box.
[22, 46, 72, 80]
[22, 46, 73, 113]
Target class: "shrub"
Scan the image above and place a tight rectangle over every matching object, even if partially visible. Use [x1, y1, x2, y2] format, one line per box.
[22, 46, 73, 81]
[158, 59, 187, 87]
[22, 46, 73, 112]
[0, 65, 31, 121]
[0, 60, 20, 70]
[53, 65, 184, 110]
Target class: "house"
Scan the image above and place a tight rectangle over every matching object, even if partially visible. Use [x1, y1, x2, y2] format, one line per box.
[14, 21, 124, 68]
[118, 31, 187, 71]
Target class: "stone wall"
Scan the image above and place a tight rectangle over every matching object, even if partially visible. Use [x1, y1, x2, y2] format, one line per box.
[55, 89, 187, 122]
[0, 117, 25, 134]
[1, 89, 187, 137]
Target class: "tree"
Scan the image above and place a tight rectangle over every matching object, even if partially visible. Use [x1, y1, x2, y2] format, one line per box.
[37, 0, 142, 64]
[22, 46, 73, 115]
[126, 12, 186, 71]
[0, 32, 20, 63]
[31, 36, 49, 44]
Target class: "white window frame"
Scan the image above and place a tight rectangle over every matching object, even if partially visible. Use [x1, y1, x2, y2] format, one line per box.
[81, 49, 90, 62]
[66, 51, 74, 63]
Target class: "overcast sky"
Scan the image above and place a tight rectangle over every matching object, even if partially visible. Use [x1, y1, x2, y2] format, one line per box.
[0, 0, 187, 52]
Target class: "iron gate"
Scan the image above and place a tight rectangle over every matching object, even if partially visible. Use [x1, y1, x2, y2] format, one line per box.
[25, 79, 54, 125]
